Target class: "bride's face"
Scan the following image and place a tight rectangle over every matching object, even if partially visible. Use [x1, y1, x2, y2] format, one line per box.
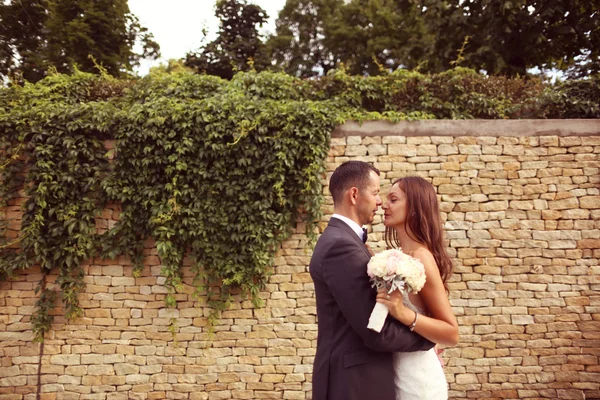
[382, 183, 407, 228]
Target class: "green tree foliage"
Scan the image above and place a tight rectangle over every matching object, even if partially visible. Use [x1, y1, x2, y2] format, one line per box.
[0, 0, 160, 83]
[0, 67, 598, 341]
[267, 0, 431, 77]
[0, 0, 49, 83]
[268, 0, 599, 78]
[267, 0, 343, 77]
[330, 0, 432, 75]
[184, 0, 270, 79]
[423, 0, 600, 77]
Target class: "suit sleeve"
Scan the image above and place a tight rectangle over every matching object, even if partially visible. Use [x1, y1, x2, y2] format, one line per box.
[322, 236, 435, 353]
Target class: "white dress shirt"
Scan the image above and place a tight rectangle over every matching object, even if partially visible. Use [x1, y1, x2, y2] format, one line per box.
[331, 214, 366, 241]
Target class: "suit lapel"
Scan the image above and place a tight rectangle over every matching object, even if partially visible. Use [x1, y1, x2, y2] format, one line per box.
[327, 217, 372, 258]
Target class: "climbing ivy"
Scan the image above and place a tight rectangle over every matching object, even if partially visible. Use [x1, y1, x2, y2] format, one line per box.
[0, 67, 598, 341]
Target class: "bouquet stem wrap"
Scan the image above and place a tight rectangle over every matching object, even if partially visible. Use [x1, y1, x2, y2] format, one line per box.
[367, 302, 389, 333]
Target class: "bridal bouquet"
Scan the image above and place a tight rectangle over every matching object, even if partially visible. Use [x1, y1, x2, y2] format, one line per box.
[366, 249, 426, 332]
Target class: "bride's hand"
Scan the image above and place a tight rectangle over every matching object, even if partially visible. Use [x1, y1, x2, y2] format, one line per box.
[376, 289, 415, 326]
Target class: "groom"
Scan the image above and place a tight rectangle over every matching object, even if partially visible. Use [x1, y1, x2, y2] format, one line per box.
[309, 161, 434, 400]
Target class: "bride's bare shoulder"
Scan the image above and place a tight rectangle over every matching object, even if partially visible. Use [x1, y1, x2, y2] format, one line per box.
[411, 248, 442, 280]
[411, 247, 435, 264]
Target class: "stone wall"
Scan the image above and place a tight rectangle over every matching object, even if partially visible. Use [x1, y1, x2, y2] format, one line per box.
[1, 120, 599, 400]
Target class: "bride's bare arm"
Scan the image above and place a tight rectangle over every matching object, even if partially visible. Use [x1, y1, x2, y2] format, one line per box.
[376, 248, 458, 346]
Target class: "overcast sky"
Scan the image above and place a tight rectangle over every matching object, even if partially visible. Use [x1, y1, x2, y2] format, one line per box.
[128, 0, 287, 75]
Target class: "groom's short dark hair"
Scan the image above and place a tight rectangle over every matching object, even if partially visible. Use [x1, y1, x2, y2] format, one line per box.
[329, 161, 380, 205]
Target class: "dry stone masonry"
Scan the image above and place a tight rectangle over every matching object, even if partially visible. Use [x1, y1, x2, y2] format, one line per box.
[1, 120, 599, 400]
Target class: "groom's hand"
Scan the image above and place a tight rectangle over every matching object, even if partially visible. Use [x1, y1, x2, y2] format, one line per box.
[435, 345, 445, 368]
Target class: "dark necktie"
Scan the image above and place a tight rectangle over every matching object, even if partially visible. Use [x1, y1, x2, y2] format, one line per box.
[362, 228, 368, 243]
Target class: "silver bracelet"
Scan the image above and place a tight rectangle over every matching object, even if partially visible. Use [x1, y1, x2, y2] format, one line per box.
[409, 311, 418, 331]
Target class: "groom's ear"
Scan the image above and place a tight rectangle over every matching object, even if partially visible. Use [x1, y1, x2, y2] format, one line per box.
[349, 187, 359, 205]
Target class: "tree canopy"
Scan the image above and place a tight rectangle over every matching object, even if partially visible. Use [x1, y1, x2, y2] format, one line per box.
[267, 0, 433, 77]
[0, 0, 160, 82]
[184, 0, 270, 79]
[423, 0, 600, 77]
[199, 0, 599, 78]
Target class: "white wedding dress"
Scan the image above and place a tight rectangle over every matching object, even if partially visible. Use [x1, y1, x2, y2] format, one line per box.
[393, 291, 448, 400]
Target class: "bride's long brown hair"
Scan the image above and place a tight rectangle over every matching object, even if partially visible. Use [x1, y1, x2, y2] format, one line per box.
[384, 176, 453, 292]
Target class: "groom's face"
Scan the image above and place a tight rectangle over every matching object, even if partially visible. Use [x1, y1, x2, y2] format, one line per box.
[357, 170, 382, 225]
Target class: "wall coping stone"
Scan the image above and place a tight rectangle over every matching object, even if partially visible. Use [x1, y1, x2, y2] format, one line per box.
[333, 119, 600, 137]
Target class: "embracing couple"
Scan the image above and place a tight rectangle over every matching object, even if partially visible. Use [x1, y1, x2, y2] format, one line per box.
[309, 161, 459, 400]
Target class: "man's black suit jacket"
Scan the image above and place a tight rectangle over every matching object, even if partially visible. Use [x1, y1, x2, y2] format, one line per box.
[309, 217, 435, 400]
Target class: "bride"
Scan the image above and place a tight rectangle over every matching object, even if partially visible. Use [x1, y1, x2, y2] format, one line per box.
[375, 176, 459, 400]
